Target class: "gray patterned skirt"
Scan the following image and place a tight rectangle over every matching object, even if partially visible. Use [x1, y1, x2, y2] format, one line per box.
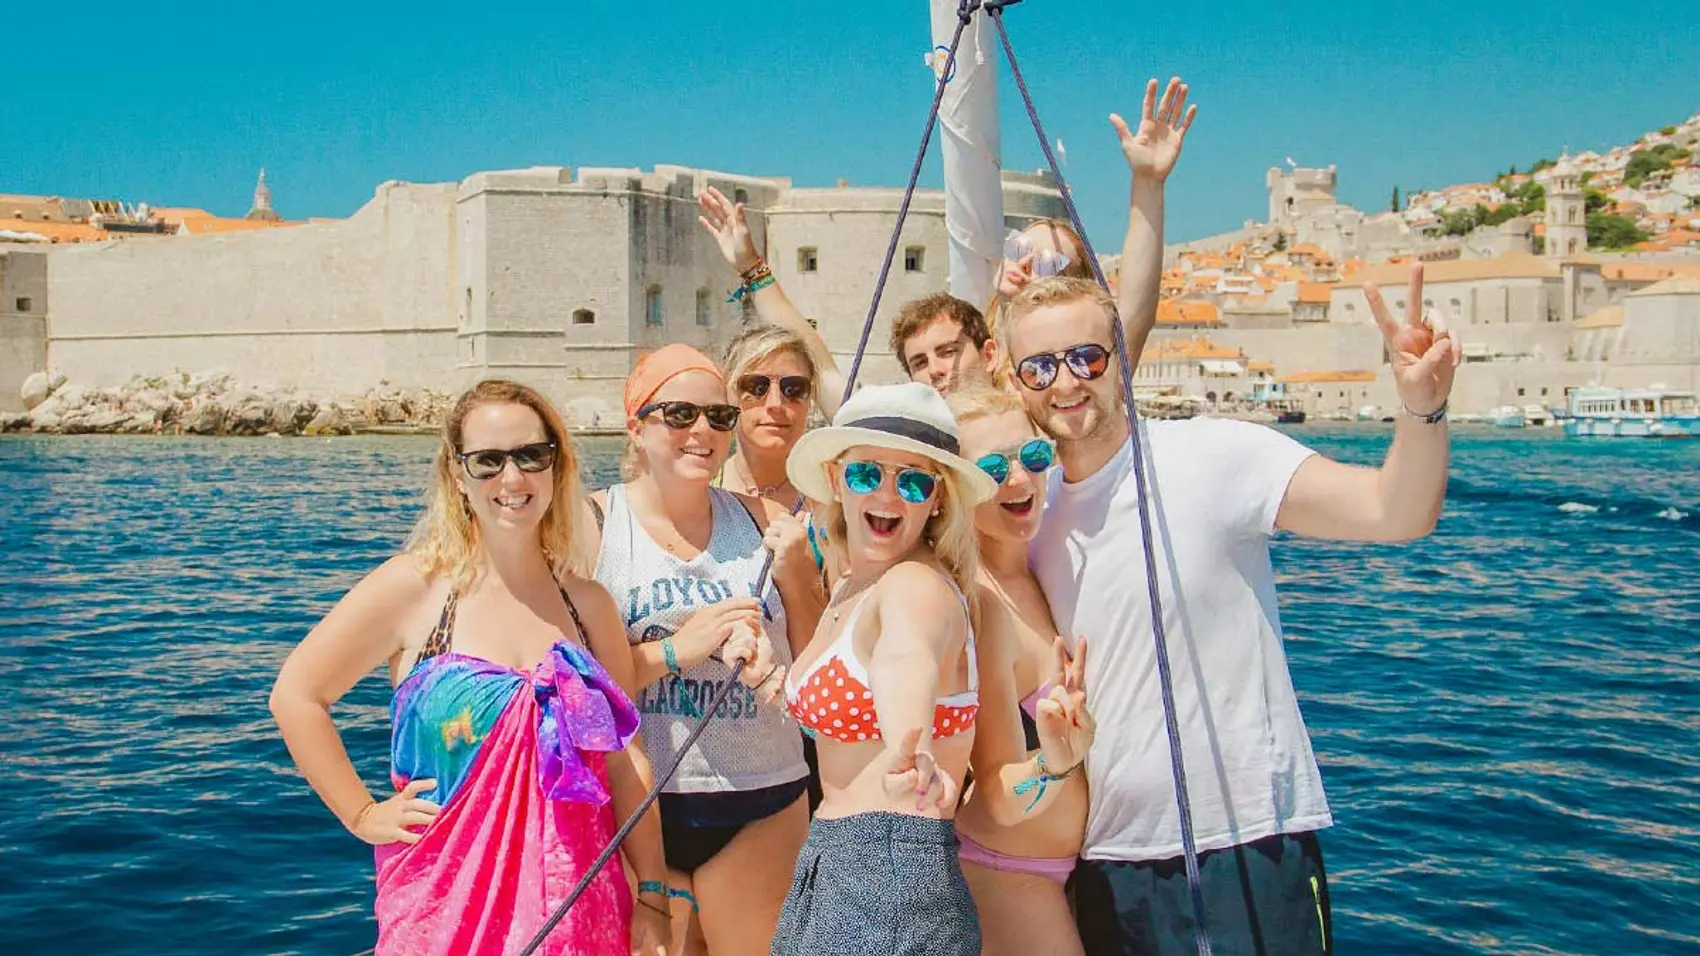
[770, 811, 981, 956]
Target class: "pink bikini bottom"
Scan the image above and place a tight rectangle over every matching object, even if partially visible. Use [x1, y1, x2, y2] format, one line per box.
[956, 830, 1078, 886]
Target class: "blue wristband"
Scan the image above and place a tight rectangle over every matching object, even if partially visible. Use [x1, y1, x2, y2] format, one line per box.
[662, 635, 680, 676]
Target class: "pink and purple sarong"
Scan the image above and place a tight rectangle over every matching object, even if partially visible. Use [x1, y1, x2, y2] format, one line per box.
[373, 641, 640, 956]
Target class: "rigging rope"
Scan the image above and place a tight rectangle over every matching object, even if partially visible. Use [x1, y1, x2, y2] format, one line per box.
[984, 2, 1212, 951]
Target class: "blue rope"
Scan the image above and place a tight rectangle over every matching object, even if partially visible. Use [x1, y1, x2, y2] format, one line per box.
[985, 4, 1213, 954]
[514, 6, 979, 954]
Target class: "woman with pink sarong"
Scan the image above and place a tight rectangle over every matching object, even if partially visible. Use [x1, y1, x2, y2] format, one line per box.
[271, 379, 673, 956]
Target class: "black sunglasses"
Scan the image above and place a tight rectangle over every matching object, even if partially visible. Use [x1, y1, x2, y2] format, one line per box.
[456, 441, 558, 480]
[637, 400, 741, 432]
[1014, 343, 1115, 391]
[737, 374, 812, 403]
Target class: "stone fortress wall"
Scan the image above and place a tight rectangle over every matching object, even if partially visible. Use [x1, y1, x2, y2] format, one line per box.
[7, 165, 1068, 424]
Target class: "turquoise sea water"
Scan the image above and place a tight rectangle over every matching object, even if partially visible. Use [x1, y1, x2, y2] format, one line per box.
[2, 426, 1695, 955]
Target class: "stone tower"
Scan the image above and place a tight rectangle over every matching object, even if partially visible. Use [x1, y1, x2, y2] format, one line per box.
[245, 167, 281, 222]
[1544, 152, 1586, 259]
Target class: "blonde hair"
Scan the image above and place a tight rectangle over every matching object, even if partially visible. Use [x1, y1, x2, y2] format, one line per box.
[1000, 275, 1117, 347]
[811, 453, 981, 603]
[946, 381, 1030, 427]
[407, 379, 591, 585]
[722, 322, 818, 391]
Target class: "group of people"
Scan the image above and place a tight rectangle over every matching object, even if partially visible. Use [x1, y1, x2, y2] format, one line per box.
[270, 76, 1462, 956]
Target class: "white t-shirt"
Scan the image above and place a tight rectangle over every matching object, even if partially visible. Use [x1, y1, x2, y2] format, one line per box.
[1029, 416, 1330, 862]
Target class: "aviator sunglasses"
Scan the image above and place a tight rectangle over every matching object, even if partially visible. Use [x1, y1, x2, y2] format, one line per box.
[975, 438, 1056, 485]
[737, 374, 812, 402]
[1014, 343, 1115, 391]
[637, 400, 741, 432]
[842, 460, 939, 504]
[457, 441, 558, 480]
[1004, 229, 1073, 279]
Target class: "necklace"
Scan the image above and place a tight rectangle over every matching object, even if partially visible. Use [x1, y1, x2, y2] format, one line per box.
[826, 574, 875, 622]
[730, 457, 792, 501]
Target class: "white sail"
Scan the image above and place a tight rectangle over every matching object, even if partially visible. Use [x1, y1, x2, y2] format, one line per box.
[928, 0, 1004, 309]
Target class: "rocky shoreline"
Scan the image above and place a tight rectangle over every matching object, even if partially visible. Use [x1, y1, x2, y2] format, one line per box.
[2, 371, 454, 437]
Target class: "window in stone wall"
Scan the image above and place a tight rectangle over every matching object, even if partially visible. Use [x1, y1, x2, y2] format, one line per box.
[1517, 387, 1526, 397]
[696, 289, 712, 326]
[799, 247, 819, 273]
[646, 287, 664, 327]
[15, 297, 31, 313]
[572, 308, 596, 326]
[1449, 298, 1462, 323]
[905, 246, 926, 273]
[735, 189, 749, 206]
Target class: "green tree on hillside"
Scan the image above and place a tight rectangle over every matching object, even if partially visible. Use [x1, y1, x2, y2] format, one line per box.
[1625, 144, 1692, 187]
[1530, 158, 1556, 174]
[1587, 213, 1649, 250]
[1391, 186, 1401, 212]
[1517, 181, 1546, 214]
[1661, 125, 1677, 135]
[1273, 232, 1288, 251]
[1585, 189, 1609, 214]
[1482, 203, 1522, 227]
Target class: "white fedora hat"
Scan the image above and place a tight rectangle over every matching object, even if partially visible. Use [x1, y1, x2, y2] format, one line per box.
[786, 382, 998, 507]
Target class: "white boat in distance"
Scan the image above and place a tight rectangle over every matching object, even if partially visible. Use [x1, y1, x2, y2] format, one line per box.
[1564, 386, 1700, 438]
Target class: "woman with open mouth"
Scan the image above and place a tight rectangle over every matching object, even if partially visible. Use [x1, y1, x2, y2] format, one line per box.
[269, 379, 669, 956]
[948, 382, 1096, 956]
[588, 343, 819, 956]
[773, 382, 1088, 955]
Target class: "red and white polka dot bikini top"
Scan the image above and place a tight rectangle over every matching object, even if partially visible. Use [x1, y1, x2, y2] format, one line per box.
[784, 586, 979, 744]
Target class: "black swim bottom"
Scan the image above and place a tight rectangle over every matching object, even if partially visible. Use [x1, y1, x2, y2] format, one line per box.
[771, 812, 980, 956]
[1071, 830, 1332, 956]
[658, 777, 809, 875]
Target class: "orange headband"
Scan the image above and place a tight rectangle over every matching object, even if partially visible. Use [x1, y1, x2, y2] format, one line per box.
[624, 344, 724, 419]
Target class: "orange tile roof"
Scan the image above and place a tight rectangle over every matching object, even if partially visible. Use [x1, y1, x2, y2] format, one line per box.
[1142, 337, 1245, 361]
[0, 219, 108, 243]
[1156, 299, 1223, 326]
[175, 217, 300, 235]
[1288, 242, 1325, 257]
[1337, 252, 1559, 287]
[1295, 281, 1335, 304]
[1278, 369, 1378, 384]
[1248, 361, 1276, 372]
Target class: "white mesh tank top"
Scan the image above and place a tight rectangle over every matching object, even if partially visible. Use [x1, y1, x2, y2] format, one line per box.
[593, 483, 807, 793]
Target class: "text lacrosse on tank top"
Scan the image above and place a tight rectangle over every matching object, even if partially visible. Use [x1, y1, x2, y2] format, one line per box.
[593, 484, 807, 794]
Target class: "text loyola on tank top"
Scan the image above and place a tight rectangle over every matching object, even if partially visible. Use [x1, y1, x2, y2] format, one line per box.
[592, 484, 807, 794]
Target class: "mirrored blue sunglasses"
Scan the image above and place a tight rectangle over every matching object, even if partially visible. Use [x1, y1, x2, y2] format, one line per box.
[842, 460, 939, 504]
[975, 438, 1056, 485]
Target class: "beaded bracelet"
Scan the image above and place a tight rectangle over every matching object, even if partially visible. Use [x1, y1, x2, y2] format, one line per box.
[728, 264, 776, 302]
[638, 880, 668, 898]
[662, 635, 681, 676]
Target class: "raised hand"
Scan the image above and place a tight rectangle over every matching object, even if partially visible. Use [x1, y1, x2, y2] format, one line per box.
[1034, 637, 1093, 774]
[350, 778, 441, 846]
[881, 726, 960, 812]
[1363, 262, 1462, 417]
[696, 186, 762, 275]
[1109, 77, 1198, 183]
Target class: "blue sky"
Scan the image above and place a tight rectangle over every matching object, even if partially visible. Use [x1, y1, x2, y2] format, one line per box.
[4, 1, 1697, 244]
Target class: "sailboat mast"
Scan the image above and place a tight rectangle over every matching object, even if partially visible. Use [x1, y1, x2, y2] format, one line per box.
[927, 0, 1004, 309]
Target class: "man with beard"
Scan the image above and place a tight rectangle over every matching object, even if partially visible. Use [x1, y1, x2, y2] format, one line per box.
[1004, 268, 1460, 955]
